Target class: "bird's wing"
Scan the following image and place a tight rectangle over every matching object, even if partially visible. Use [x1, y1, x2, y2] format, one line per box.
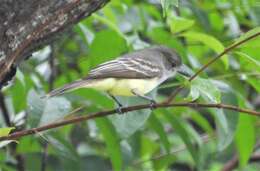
[86, 57, 162, 79]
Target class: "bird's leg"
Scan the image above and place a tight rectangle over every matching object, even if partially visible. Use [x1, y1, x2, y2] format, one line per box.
[131, 89, 157, 109]
[109, 94, 124, 114]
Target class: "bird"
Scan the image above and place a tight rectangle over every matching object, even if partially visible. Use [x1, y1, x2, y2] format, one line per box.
[45, 45, 190, 113]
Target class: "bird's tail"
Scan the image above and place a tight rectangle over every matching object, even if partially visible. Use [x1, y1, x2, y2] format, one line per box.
[43, 79, 89, 98]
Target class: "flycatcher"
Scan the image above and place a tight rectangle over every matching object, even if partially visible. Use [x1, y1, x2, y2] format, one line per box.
[46, 45, 189, 111]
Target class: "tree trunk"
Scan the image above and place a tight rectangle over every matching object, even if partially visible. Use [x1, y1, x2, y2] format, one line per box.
[0, 0, 109, 88]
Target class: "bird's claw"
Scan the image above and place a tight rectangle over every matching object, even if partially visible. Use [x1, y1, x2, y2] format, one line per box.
[149, 100, 157, 110]
[116, 106, 124, 115]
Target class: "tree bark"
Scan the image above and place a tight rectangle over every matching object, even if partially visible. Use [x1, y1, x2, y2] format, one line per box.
[0, 0, 109, 88]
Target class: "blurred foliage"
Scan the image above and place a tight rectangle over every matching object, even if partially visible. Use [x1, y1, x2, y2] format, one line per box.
[1, 0, 260, 170]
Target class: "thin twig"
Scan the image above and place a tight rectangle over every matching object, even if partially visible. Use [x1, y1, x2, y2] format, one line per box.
[166, 31, 260, 103]
[0, 102, 259, 141]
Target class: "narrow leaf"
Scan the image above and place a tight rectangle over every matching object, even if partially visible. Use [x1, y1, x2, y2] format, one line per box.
[215, 92, 239, 151]
[182, 31, 228, 68]
[235, 51, 260, 68]
[148, 114, 170, 152]
[39, 97, 71, 126]
[27, 89, 46, 127]
[189, 78, 221, 103]
[96, 118, 122, 171]
[235, 27, 260, 43]
[109, 95, 152, 139]
[168, 16, 195, 33]
[0, 127, 15, 137]
[160, 0, 179, 17]
[235, 114, 255, 167]
[92, 14, 126, 41]
[162, 109, 198, 163]
[235, 95, 256, 168]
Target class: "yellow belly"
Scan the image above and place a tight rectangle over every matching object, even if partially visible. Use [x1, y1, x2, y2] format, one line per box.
[109, 78, 159, 96]
[85, 78, 159, 96]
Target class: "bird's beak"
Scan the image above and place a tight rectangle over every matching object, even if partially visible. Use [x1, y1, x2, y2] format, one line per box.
[176, 64, 192, 77]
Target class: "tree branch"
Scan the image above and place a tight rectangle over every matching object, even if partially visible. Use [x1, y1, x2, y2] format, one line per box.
[0, 102, 259, 141]
[166, 31, 260, 103]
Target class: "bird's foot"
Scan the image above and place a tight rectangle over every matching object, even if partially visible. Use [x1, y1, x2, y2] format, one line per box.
[116, 105, 124, 115]
[149, 99, 157, 110]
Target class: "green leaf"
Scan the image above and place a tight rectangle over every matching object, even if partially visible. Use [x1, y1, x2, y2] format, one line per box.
[161, 109, 198, 163]
[141, 134, 160, 160]
[103, 5, 117, 24]
[77, 23, 94, 45]
[168, 16, 195, 33]
[189, 3, 210, 32]
[235, 27, 260, 44]
[109, 96, 151, 138]
[96, 118, 122, 171]
[234, 94, 256, 168]
[16, 137, 41, 153]
[10, 78, 26, 112]
[0, 127, 15, 137]
[212, 108, 228, 146]
[188, 78, 221, 103]
[235, 51, 260, 68]
[73, 88, 114, 109]
[247, 77, 260, 93]
[27, 89, 46, 127]
[235, 114, 255, 167]
[48, 133, 80, 162]
[182, 31, 228, 68]
[88, 30, 128, 68]
[216, 92, 239, 151]
[189, 110, 214, 136]
[153, 154, 176, 171]
[16, 69, 25, 87]
[236, 52, 260, 73]
[92, 14, 126, 41]
[160, 0, 179, 17]
[148, 114, 170, 152]
[209, 12, 224, 32]
[39, 97, 71, 126]
[148, 27, 187, 59]
[183, 120, 202, 147]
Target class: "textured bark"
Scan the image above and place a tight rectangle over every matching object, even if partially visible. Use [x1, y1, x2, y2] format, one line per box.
[0, 0, 109, 88]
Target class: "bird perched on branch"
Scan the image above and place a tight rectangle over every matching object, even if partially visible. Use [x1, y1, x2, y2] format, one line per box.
[45, 45, 190, 113]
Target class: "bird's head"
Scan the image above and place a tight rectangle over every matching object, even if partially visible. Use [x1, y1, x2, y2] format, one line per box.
[153, 46, 191, 77]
